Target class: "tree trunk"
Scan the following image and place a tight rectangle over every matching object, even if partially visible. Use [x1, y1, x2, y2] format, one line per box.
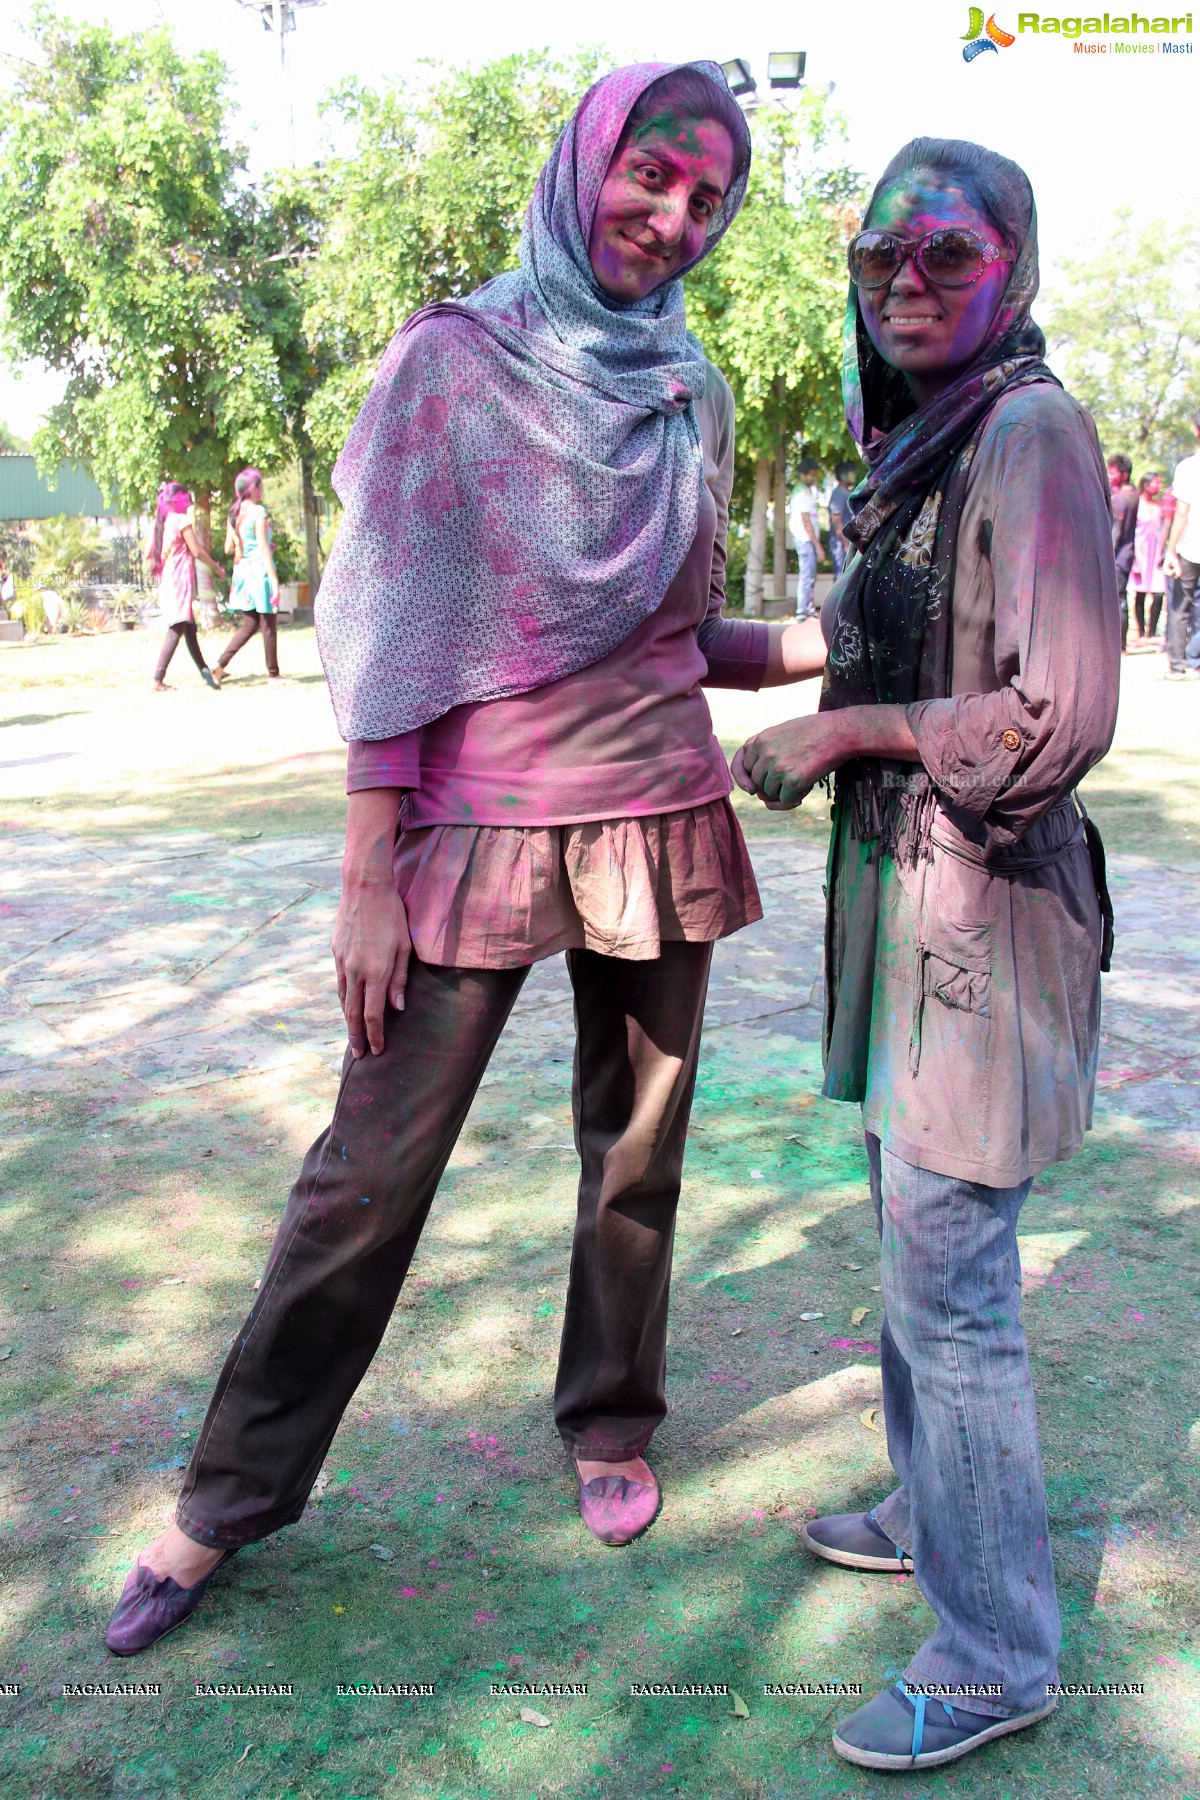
[772, 444, 788, 598]
[301, 456, 321, 597]
[744, 456, 772, 617]
[193, 487, 220, 629]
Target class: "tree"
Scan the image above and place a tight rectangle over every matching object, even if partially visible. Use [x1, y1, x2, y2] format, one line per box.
[1044, 212, 1200, 473]
[0, 419, 31, 454]
[685, 94, 863, 611]
[0, 9, 308, 591]
[303, 52, 605, 483]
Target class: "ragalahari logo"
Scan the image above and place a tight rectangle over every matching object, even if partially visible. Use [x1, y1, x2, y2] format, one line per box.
[962, 7, 1017, 56]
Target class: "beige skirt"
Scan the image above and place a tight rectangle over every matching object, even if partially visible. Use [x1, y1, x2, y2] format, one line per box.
[393, 797, 762, 969]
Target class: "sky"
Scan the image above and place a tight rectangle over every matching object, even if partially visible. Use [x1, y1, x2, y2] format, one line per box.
[0, 0, 1196, 437]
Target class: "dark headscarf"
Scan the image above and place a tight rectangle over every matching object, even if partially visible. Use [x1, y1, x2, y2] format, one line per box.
[317, 61, 751, 742]
[820, 138, 1059, 857]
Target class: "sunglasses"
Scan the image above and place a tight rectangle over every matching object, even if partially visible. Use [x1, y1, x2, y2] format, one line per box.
[847, 227, 1011, 290]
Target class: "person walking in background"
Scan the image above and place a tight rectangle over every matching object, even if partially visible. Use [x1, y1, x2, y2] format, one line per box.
[1164, 412, 1200, 678]
[1159, 481, 1179, 646]
[1127, 472, 1167, 648]
[736, 135, 1117, 1772]
[213, 468, 282, 686]
[149, 482, 224, 691]
[788, 457, 823, 618]
[827, 461, 856, 580]
[1108, 453, 1138, 654]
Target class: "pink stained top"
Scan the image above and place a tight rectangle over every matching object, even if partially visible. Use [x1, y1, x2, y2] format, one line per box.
[346, 364, 770, 827]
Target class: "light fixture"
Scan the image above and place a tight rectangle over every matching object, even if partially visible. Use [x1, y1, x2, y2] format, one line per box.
[721, 58, 757, 98]
[767, 50, 806, 87]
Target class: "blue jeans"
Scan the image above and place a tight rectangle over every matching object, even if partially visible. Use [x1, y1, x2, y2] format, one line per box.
[829, 533, 846, 579]
[795, 540, 818, 617]
[1166, 555, 1200, 671]
[866, 1133, 1061, 1718]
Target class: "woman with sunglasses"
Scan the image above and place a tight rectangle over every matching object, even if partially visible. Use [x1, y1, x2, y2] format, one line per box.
[736, 139, 1119, 1772]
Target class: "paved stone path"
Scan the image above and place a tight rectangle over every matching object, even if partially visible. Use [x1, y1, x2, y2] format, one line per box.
[2, 820, 1197, 1161]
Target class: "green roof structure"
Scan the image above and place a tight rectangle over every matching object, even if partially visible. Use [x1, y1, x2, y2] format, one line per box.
[0, 454, 120, 522]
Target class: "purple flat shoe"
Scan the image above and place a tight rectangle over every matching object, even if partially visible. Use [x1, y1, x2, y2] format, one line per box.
[105, 1550, 236, 1656]
[577, 1469, 662, 1546]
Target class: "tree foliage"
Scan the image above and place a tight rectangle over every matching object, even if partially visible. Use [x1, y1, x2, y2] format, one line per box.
[0, 21, 862, 543]
[303, 51, 604, 481]
[0, 419, 31, 454]
[1044, 212, 1200, 473]
[0, 9, 309, 507]
[685, 93, 863, 497]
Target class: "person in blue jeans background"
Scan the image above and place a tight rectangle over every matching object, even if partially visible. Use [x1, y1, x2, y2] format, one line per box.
[735, 135, 1118, 1772]
[1163, 412, 1200, 677]
[827, 461, 856, 579]
[788, 457, 823, 617]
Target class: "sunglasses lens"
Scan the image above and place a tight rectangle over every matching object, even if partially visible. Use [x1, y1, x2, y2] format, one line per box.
[849, 233, 901, 287]
[921, 229, 987, 286]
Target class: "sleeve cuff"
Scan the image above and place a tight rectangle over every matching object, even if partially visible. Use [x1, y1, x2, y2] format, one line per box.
[346, 733, 421, 794]
[905, 697, 1025, 819]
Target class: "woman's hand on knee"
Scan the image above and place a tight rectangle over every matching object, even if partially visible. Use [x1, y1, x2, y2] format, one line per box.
[333, 881, 413, 1058]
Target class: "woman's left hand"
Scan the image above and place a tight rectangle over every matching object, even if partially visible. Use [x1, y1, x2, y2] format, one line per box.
[733, 715, 851, 810]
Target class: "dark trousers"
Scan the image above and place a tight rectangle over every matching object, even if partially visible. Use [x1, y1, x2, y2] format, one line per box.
[176, 940, 713, 1549]
[154, 621, 207, 682]
[1166, 556, 1200, 671]
[1133, 591, 1163, 638]
[217, 610, 279, 677]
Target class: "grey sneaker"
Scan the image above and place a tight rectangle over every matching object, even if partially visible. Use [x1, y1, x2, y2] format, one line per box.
[833, 1682, 1056, 1770]
[800, 1508, 914, 1572]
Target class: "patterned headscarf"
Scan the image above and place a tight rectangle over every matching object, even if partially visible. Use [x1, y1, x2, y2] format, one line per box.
[820, 138, 1059, 855]
[317, 61, 751, 742]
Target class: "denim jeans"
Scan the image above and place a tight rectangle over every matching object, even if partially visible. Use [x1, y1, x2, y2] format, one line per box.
[829, 533, 846, 580]
[796, 540, 818, 617]
[1166, 555, 1200, 671]
[866, 1132, 1061, 1718]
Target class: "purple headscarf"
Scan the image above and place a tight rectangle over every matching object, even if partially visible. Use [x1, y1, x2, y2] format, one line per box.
[316, 60, 751, 742]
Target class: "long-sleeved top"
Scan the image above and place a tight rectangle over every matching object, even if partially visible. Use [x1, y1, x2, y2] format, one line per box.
[823, 383, 1120, 1186]
[346, 364, 769, 826]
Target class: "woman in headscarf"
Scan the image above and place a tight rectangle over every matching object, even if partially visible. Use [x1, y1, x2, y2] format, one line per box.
[148, 481, 225, 691]
[735, 139, 1119, 1771]
[107, 61, 819, 1656]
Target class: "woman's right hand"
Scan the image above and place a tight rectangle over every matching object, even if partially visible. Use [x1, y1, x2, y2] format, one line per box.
[333, 877, 412, 1058]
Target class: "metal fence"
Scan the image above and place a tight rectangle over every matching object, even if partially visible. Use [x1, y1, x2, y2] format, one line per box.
[103, 535, 146, 589]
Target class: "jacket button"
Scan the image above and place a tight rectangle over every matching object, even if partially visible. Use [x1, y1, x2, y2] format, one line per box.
[1001, 728, 1021, 751]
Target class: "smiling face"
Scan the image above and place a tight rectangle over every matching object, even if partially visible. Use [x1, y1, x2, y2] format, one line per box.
[856, 174, 1013, 404]
[587, 112, 736, 303]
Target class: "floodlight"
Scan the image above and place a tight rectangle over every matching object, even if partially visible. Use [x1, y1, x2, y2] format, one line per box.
[721, 58, 757, 98]
[767, 51, 806, 87]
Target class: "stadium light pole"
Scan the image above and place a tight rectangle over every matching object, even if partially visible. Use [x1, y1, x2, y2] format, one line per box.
[236, 0, 323, 167]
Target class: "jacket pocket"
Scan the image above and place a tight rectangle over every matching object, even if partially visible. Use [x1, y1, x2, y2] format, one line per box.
[921, 919, 991, 1017]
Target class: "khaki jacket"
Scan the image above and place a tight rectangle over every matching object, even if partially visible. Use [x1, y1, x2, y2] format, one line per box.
[824, 383, 1120, 1186]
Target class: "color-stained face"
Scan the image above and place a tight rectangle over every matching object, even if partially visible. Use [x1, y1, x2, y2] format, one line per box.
[1144, 474, 1162, 498]
[588, 113, 736, 302]
[857, 175, 1012, 399]
[1108, 463, 1128, 493]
